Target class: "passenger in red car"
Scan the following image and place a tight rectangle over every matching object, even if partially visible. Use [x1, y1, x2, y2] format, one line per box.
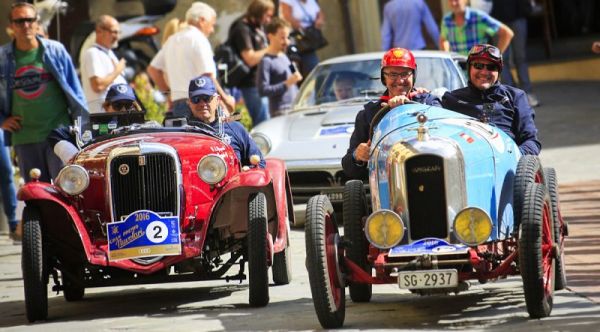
[187, 74, 266, 168]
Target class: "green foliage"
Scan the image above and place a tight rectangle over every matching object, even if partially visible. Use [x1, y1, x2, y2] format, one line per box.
[133, 72, 167, 124]
[237, 102, 253, 131]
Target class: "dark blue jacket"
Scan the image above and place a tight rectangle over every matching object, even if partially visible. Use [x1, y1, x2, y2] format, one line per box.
[341, 90, 441, 180]
[441, 82, 541, 156]
[208, 119, 266, 169]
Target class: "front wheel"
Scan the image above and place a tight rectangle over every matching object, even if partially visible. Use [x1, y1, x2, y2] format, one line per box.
[543, 167, 567, 290]
[247, 193, 270, 307]
[22, 206, 48, 322]
[272, 238, 292, 285]
[305, 195, 345, 329]
[519, 183, 555, 318]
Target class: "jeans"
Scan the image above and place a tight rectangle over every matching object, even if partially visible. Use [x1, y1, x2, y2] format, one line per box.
[240, 86, 269, 127]
[14, 141, 64, 184]
[300, 51, 319, 78]
[501, 18, 532, 93]
[171, 99, 192, 119]
[0, 133, 18, 231]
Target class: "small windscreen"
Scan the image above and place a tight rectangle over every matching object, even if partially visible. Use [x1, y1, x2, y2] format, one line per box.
[89, 111, 145, 138]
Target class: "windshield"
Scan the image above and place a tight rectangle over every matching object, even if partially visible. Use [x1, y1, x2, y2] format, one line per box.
[294, 56, 465, 109]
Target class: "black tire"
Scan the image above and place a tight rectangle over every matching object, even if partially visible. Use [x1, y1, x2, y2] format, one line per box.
[543, 167, 567, 290]
[272, 238, 292, 285]
[519, 183, 555, 318]
[305, 195, 346, 329]
[22, 206, 48, 322]
[62, 272, 85, 302]
[248, 193, 270, 307]
[514, 155, 544, 231]
[343, 180, 372, 302]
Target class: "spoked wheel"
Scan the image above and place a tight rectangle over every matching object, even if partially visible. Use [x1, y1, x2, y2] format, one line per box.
[22, 206, 48, 322]
[519, 183, 555, 318]
[543, 167, 567, 290]
[248, 193, 270, 307]
[343, 180, 372, 302]
[305, 195, 346, 329]
[272, 235, 292, 285]
[514, 155, 545, 232]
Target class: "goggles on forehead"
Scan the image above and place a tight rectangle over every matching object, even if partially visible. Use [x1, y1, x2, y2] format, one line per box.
[468, 44, 501, 60]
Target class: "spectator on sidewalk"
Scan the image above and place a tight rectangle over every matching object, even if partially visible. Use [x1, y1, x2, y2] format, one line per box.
[381, 0, 440, 51]
[257, 18, 302, 118]
[442, 44, 540, 155]
[0, 2, 88, 183]
[280, 0, 325, 77]
[491, 0, 540, 107]
[228, 0, 275, 127]
[147, 2, 234, 119]
[440, 0, 513, 56]
[80, 15, 127, 114]
[187, 74, 266, 168]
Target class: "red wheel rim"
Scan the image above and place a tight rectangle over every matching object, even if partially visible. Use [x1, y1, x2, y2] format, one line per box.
[541, 200, 554, 297]
[325, 214, 343, 308]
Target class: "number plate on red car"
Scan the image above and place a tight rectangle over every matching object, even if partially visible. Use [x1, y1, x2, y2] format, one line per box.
[107, 210, 181, 261]
[398, 269, 458, 289]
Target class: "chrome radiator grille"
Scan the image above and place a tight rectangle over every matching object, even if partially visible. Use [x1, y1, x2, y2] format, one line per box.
[405, 155, 448, 240]
[110, 153, 178, 220]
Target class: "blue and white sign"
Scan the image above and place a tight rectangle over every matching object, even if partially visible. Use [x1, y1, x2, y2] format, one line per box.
[319, 125, 354, 137]
[389, 238, 468, 257]
[107, 210, 181, 261]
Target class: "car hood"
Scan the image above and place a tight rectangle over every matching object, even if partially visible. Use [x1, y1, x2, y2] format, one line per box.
[252, 103, 363, 167]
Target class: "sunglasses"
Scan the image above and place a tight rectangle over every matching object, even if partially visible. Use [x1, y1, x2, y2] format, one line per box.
[111, 101, 136, 111]
[468, 44, 501, 60]
[191, 95, 214, 104]
[383, 71, 413, 81]
[11, 17, 37, 25]
[471, 62, 499, 71]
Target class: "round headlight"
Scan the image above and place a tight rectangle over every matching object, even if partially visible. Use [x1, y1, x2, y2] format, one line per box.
[251, 133, 271, 156]
[453, 207, 493, 246]
[197, 155, 227, 184]
[365, 210, 405, 249]
[56, 165, 89, 195]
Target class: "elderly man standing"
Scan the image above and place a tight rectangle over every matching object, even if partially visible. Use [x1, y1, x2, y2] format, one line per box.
[80, 15, 127, 114]
[0, 2, 87, 184]
[148, 2, 234, 119]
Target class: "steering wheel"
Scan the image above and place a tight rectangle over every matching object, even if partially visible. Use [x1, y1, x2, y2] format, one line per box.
[368, 99, 417, 141]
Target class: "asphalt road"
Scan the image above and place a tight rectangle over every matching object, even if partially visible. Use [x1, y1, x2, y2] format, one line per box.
[1, 80, 599, 331]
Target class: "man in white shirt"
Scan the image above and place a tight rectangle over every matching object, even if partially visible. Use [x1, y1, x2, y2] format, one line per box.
[147, 2, 234, 118]
[80, 15, 127, 114]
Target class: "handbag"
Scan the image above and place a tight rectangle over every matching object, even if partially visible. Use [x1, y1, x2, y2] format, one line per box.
[214, 41, 251, 88]
[291, 25, 328, 54]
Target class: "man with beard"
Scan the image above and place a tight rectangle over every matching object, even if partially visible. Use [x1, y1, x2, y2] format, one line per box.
[341, 48, 441, 180]
[80, 15, 127, 114]
[442, 44, 540, 155]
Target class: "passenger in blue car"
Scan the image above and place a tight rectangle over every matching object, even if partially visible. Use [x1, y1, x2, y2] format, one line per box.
[342, 48, 442, 180]
[442, 44, 541, 155]
[187, 74, 266, 168]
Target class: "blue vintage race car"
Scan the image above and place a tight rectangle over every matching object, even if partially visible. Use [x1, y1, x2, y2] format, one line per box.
[304, 103, 567, 328]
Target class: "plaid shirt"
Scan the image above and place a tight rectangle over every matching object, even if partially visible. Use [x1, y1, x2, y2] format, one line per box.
[441, 7, 501, 56]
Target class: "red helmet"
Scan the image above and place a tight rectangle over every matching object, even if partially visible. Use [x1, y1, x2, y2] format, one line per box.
[381, 48, 417, 84]
[467, 44, 503, 72]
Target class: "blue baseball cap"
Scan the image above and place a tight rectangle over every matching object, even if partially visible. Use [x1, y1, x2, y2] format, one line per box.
[106, 84, 136, 103]
[189, 75, 216, 99]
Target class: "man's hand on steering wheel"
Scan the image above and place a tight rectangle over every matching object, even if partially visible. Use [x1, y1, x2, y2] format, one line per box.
[354, 139, 371, 162]
[382, 94, 410, 109]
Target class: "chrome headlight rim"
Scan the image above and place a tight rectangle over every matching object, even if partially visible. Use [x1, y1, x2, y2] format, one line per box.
[364, 209, 405, 249]
[452, 206, 493, 246]
[56, 164, 90, 195]
[197, 154, 227, 185]
[251, 132, 271, 156]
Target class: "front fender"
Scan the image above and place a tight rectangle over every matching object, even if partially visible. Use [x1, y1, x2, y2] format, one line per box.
[18, 182, 104, 265]
[266, 158, 292, 253]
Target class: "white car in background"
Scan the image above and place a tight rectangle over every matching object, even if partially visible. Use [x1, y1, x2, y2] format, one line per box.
[251, 51, 467, 224]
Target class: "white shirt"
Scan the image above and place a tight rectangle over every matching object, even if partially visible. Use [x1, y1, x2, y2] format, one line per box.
[280, 0, 321, 28]
[150, 25, 216, 101]
[80, 43, 127, 113]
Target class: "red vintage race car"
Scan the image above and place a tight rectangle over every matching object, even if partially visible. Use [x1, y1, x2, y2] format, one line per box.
[18, 121, 294, 322]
